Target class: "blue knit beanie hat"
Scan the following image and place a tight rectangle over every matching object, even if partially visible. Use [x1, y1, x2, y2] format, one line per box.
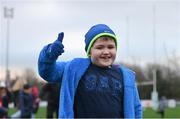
[85, 24, 117, 56]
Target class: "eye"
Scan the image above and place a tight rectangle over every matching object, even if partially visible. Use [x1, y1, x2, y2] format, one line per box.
[95, 45, 104, 49]
[108, 45, 115, 49]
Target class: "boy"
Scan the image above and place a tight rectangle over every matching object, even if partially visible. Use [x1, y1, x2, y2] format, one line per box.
[38, 24, 142, 118]
[19, 84, 33, 118]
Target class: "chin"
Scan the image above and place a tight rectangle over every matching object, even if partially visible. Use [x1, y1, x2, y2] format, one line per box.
[99, 62, 113, 67]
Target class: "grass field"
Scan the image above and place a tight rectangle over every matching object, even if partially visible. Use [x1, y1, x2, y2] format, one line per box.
[143, 107, 180, 118]
[8, 106, 180, 118]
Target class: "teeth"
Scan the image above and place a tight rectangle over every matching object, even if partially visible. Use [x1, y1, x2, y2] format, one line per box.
[102, 57, 110, 59]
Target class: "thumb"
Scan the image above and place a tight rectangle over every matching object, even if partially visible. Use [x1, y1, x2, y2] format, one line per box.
[57, 32, 64, 43]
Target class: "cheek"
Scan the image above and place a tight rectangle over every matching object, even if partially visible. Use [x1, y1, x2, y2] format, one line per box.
[90, 52, 100, 63]
[90, 55, 98, 65]
[109, 49, 116, 57]
[113, 51, 117, 57]
[91, 51, 98, 59]
[90, 49, 99, 57]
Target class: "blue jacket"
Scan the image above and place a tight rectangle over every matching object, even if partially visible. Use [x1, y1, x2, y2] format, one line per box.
[38, 45, 142, 118]
[19, 90, 33, 118]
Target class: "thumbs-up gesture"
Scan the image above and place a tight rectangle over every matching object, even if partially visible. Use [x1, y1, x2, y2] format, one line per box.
[48, 32, 64, 59]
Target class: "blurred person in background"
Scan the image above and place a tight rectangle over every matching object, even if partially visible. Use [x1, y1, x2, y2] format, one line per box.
[0, 81, 9, 118]
[158, 96, 167, 118]
[11, 91, 21, 118]
[31, 84, 40, 118]
[19, 84, 33, 118]
[40, 83, 60, 118]
[11, 78, 26, 118]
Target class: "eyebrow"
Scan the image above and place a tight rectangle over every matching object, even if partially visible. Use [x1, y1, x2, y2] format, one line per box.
[94, 44, 116, 47]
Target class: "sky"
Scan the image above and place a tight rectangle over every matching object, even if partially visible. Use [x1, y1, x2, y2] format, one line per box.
[0, 0, 180, 79]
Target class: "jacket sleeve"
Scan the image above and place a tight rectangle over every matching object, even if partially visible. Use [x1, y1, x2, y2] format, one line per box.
[38, 44, 66, 83]
[134, 84, 143, 118]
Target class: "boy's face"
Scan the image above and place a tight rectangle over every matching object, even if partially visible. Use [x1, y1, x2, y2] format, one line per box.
[24, 88, 31, 94]
[90, 37, 117, 67]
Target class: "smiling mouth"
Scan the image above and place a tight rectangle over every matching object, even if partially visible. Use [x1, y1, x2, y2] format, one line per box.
[100, 56, 111, 60]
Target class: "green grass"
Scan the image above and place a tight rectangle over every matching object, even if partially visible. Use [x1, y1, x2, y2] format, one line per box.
[9, 107, 47, 118]
[143, 107, 180, 118]
[8, 106, 180, 118]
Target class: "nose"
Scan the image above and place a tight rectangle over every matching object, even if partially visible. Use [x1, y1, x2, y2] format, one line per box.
[102, 48, 109, 54]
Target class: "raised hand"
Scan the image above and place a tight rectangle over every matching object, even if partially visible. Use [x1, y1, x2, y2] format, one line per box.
[48, 32, 65, 59]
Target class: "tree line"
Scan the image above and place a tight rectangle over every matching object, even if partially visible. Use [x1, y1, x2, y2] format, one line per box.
[124, 63, 180, 100]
